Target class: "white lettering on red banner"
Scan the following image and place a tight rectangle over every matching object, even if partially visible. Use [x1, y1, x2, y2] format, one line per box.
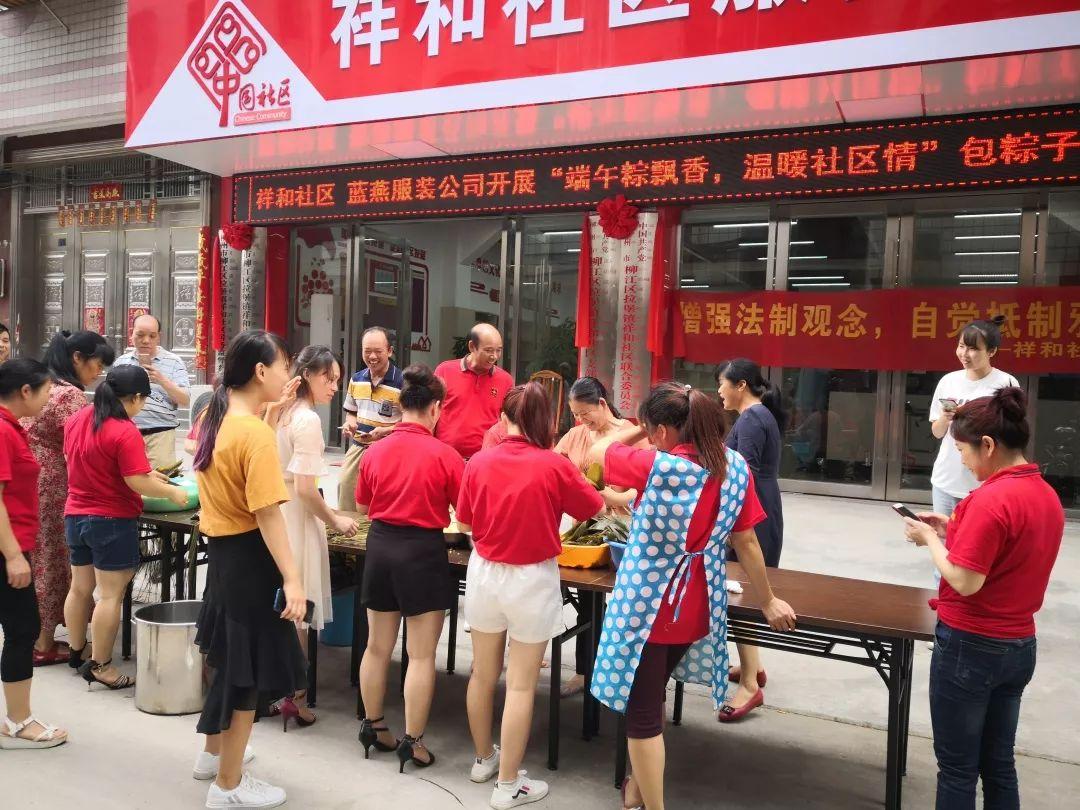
[414, 0, 485, 57]
[610, 0, 689, 29]
[502, 0, 585, 46]
[332, 0, 401, 67]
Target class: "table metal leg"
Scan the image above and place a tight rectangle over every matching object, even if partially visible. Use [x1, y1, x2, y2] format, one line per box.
[672, 680, 685, 726]
[587, 592, 604, 739]
[187, 531, 199, 598]
[174, 530, 187, 600]
[548, 631, 562, 771]
[160, 531, 172, 603]
[121, 580, 133, 660]
[307, 627, 318, 707]
[885, 640, 903, 810]
[899, 639, 914, 777]
[582, 591, 596, 741]
[614, 712, 628, 788]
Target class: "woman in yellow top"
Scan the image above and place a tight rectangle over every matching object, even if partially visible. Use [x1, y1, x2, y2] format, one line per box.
[554, 376, 648, 698]
[191, 330, 309, 810]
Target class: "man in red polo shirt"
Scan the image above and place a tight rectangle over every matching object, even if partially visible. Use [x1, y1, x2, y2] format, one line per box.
[434, 323, 514, 459]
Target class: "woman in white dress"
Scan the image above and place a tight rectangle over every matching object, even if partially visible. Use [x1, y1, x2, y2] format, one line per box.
[274, 345, 357, 727]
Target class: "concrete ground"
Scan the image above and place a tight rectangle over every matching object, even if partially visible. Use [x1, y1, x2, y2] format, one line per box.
[6, 451, 1078, 808]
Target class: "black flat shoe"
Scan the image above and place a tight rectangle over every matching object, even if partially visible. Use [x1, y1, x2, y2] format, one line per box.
[359, 716, 398, 759]
[396, 734, 434, 773]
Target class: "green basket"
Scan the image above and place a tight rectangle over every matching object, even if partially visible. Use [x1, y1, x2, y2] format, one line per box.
[142, 476, 200, 512]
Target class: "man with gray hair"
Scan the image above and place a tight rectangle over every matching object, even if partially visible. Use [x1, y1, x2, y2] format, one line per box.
[337, 326, 403, 512]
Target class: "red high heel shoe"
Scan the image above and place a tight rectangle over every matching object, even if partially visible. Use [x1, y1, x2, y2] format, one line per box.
[279, 697, 316, 732]
[717, 689, 764, 723]
[727, 665, 767, 688]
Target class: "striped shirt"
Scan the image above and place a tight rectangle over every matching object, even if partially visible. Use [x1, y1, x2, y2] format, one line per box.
[112, 347, 190, 432]
[343, 363, 403, 445]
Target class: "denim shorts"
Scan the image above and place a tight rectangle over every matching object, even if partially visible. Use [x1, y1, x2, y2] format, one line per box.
[65, 516, 140, 571]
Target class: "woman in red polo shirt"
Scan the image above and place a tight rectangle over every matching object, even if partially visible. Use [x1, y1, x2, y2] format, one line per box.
[904, 387, 1063, 810]
[355, 364, 465, 772]
[0, 358, 68, 749]
[588, 382, 796, 810]
[457, 382, 605, 810]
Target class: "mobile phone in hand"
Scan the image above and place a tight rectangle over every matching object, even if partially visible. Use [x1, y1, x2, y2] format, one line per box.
[273, 587, 315, 624]
[939, 398, 958, 412]
[891, 503, 922, 522]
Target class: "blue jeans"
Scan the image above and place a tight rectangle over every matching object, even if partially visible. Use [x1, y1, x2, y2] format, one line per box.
[930, 489, 962, 585]
[930, 622, 1036, 810]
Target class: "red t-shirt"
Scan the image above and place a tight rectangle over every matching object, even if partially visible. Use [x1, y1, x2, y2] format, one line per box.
[0, 406, 42, 552]
[457, 436, 605, 565]
[64, 408, 152, 519]
[356, 422, 465, 529]
[933, 463, 1063, 639]
[481, 420, 507, 450]
[434, 359, 514, 459]
[605, 443, 766, 645]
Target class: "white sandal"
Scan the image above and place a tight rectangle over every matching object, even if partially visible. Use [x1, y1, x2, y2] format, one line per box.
[0, 715, 68, 749]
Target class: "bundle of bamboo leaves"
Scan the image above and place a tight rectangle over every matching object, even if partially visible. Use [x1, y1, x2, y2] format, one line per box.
[560, 462, 630, 546]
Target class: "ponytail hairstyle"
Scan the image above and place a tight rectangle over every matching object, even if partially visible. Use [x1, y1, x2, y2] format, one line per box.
[960, 314, 1007, 354]
[0, 358, 51, 398]
[951, 386, 1030, 452]
[502, 382, 555, 449]
[716, 358, 788, 431]
[44, 330, 115, 389]
[568, 376, 620, 419]
[291, 344, 340, 403]
[638, 382, 729, 479]
[92, 365, 152, 432]
[194, 330, 290, 472]
[399, 363, 445, 412]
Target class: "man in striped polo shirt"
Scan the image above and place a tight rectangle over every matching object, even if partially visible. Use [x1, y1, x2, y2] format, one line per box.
[111, 313, 191, 469]
[337, 326, 403, 512]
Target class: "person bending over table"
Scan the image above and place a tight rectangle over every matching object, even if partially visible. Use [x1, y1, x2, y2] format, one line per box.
[457, 382, 605, 810]
[63, 365, 187, 691]
[191, 330, 309, 809]
[555, 376, 647, 699]
[587, 382, 797, 810]
[274, 345, 357, 728]
[0, 358, 68, 750]
[904, 387, 1062, 810]
[354, 364, 465, 773]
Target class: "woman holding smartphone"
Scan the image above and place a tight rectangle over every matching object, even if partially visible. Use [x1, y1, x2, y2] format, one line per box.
[191, 330, 308, 809]
[929, 316, 1017, 521]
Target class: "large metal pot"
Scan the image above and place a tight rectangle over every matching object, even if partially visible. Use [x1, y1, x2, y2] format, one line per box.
[133, 600, 206, 715]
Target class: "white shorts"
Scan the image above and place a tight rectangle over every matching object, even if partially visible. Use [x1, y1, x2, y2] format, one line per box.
[464, 554, 564, 644]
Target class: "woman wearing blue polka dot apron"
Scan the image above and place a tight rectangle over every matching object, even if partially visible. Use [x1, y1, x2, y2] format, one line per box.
[588, 383, 797, 810]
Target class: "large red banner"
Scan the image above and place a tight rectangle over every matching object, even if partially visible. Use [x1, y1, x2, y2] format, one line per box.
[674, 287, 1080, 375]
[126, 0, 1080, 148]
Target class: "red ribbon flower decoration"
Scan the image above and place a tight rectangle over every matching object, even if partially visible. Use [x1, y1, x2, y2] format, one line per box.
[222, 222, 254, 251]
[597, 194, 639, 240]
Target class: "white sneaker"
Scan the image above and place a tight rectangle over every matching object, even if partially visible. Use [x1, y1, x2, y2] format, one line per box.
[470, 743, 501, 783]
[205, 773, 285, 808]
[193, 746, 256, 780]
[490, 771, 549, 809]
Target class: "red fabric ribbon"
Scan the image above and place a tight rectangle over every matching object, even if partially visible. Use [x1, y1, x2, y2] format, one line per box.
[647, 207, 684, 370]
[194, 226, 211, 370]
[211, 235, 225, 352]
[597, 194, 639, 240]
[222, 222, 254, 251]
[574, 214, 593, 349]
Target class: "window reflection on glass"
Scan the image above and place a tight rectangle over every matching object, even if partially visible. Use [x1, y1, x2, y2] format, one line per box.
[912, 208, 1022, 288]
[1044, 193, 1080, 286]
[778, 213, 886, 486]
[899, 371, 946, 492]
[675, 207, 770, 390]
[1036, 374, 1080, 510]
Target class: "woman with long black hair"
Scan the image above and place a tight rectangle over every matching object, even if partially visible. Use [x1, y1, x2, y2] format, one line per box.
[587, 382, 796, 810]
[63, 365, 188, 690]
[23, 330, 114, 669]
[716, 358, 787, 720]
[191, 330, 308, 809]
[0, 358, 68, 749]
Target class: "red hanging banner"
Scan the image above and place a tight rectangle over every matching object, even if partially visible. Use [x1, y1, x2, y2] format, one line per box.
[674, 287, 1080, 375]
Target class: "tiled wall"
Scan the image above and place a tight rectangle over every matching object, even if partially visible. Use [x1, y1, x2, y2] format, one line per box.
[0, 0, 126, 136]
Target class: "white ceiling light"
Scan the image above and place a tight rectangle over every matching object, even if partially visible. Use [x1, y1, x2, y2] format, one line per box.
[953, 212, 1021, 219]
[738, 242, 769, 247]
[791, 282, 851, 288]
[566, 248, 581, 253]
[542, 230, 582, 236]
[954, 251, 1020, 256]
[961, 280, 1019, 285]
[954, 234, 1021, 240]
[958, 273, 1019, 278]
[789, 275, 844, 281]
[713, 222, 769, 229]
[681, 284, 709, 289]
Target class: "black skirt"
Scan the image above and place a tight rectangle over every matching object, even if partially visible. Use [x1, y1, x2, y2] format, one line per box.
[361, 520, 454, 617]
[195, 529, 307, 735]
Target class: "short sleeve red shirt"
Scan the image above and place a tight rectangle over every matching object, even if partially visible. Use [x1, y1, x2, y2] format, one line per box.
[457, 436, 605, 565]
[433, 359, 514, 459]
[356, 422, 465, 529]
[64, 408, 152, 519]
[933, 464, 1064, 639]
[605, 442, 766, 644]
[0, 406, 42, 552]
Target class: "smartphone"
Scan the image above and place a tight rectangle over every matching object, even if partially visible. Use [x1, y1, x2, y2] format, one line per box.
[891, 503, 922, 522]
[273, 588, 315, 624]
[939, 398, 959, 412]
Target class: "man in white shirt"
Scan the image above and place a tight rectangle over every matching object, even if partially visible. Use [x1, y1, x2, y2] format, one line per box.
[111, 313, 191, 469]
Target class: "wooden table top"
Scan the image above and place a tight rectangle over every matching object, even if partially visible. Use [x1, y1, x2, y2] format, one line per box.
[329, 534, 938, 642]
